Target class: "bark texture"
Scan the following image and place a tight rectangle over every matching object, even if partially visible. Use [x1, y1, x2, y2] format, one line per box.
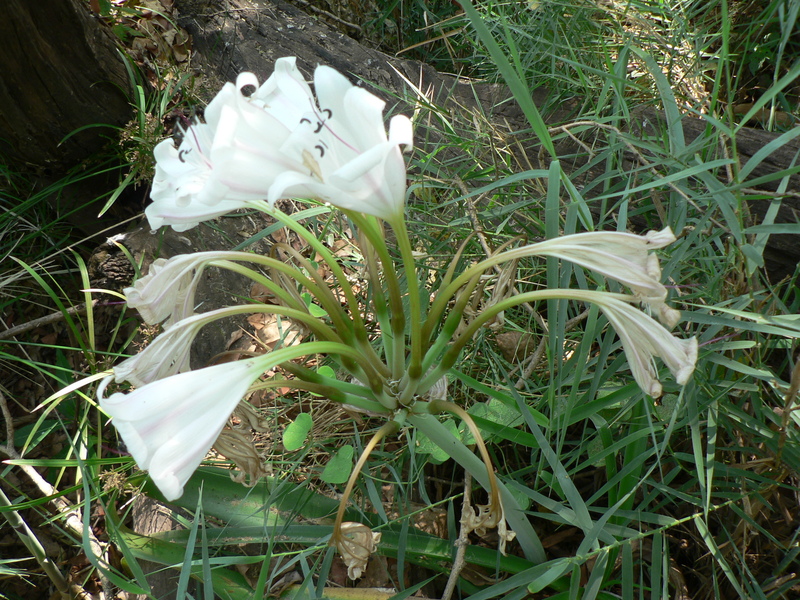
[0, 0, 132, 169]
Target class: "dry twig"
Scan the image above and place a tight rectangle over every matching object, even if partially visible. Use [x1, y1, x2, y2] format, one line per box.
[0, 300, 99, 340]
[440, 472, 472, 600]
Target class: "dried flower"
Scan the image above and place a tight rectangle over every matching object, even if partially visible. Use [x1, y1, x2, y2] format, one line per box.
[332, 522, 382, 580]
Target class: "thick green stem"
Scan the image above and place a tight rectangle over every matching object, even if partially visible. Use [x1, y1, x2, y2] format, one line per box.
[188, 302, 342, 346]
[178, 305, 387, 397]
[197, 251, 329, 297]
[359, 228, 395, 372]
[269, 242, 357, 342]
[388, 216, 424, 380]
[423, 242, 558, 340]
[245, 340, 393, 402]
[249, 376, 390, 415]
[420, 271, 485, 372]
[206, 252, 356, 343]
[216, 259, 389, 380]
[209, 260, 307, 312]
[419, 290, 635, 395]
[279, 362, 374, 398]
[347, 212, 407, 380]
[418, 234, 527, 349]
[266, 208, 370, 337]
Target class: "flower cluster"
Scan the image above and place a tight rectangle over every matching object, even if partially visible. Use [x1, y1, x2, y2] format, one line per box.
[98, 57, 699, 574]
[146, 57, 412, 231]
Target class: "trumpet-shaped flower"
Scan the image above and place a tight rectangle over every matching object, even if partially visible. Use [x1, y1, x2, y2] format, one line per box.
[112, 309, 232, 387]
[98, 358, 266, 500]
[146, 119, 271, 232]
[125, 255, 205, 326]
[265, 65, 413, 221]
[530, 227, 681, 327]
[146, 57, 413, 231]
[591, 293, 697, 398]
[125, 251, 260, 326]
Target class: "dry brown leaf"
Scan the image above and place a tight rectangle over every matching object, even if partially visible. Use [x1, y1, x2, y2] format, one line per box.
[495, 331, 538, 362]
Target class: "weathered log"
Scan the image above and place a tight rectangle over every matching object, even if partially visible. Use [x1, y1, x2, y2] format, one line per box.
[0, 0, 132, 169]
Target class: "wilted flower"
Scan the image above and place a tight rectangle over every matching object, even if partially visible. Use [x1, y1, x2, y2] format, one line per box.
[98, 358, 267, 501]
[125, 251, 263, 326]
[147, 57, 412, 231]
[213, 427, 271, 488]
[463, 501, 516, 555]
[530, 227, 680, 327]
[332, 522, 382, 580]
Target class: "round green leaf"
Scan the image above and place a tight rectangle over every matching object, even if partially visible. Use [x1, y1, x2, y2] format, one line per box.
[414, 419, 459, 463]
[320, 445, 354, 484]
[317, 365, 336, 378]
[283, 413, 313, 451]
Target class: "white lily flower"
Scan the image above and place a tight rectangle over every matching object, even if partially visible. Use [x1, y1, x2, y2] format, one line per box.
[112, 309, 231, 387]
[531, 228, 681, 327]
[146, 118, 271, 232]
[124, 251, 262, 326]
[267, 63, 413, 220]
[147, 57, 413, 230]
[590, 292, 697, 398]
[98, 359, 266, 500]
[125, 255, 206, 326]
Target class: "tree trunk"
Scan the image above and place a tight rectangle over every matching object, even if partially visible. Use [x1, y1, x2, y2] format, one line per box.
[0, 0, 132, 170]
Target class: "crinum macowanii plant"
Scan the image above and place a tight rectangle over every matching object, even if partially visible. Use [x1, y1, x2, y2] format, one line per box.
[98, 57, 697, 577]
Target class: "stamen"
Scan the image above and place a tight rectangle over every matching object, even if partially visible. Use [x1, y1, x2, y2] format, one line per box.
[302, 149, 324, 181]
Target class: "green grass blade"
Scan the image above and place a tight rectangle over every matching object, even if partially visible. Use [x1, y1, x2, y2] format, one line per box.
[457, 0, 556, 157]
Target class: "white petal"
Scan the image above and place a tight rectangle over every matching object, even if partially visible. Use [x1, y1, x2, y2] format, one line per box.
[314, 65, 359, 132]
[339, 86, 388, 150]
[99, 359, 265, 500]
[331, 142, 390, 184]
[268, 170, 337, 205]
[328, 144, 406, 218]
[145, 196, 261, 232]
[202, 82, 238, 130]
[593, 294, 697, 397]
[255, 57, 315, 117]
[388, 114, 414, 149]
